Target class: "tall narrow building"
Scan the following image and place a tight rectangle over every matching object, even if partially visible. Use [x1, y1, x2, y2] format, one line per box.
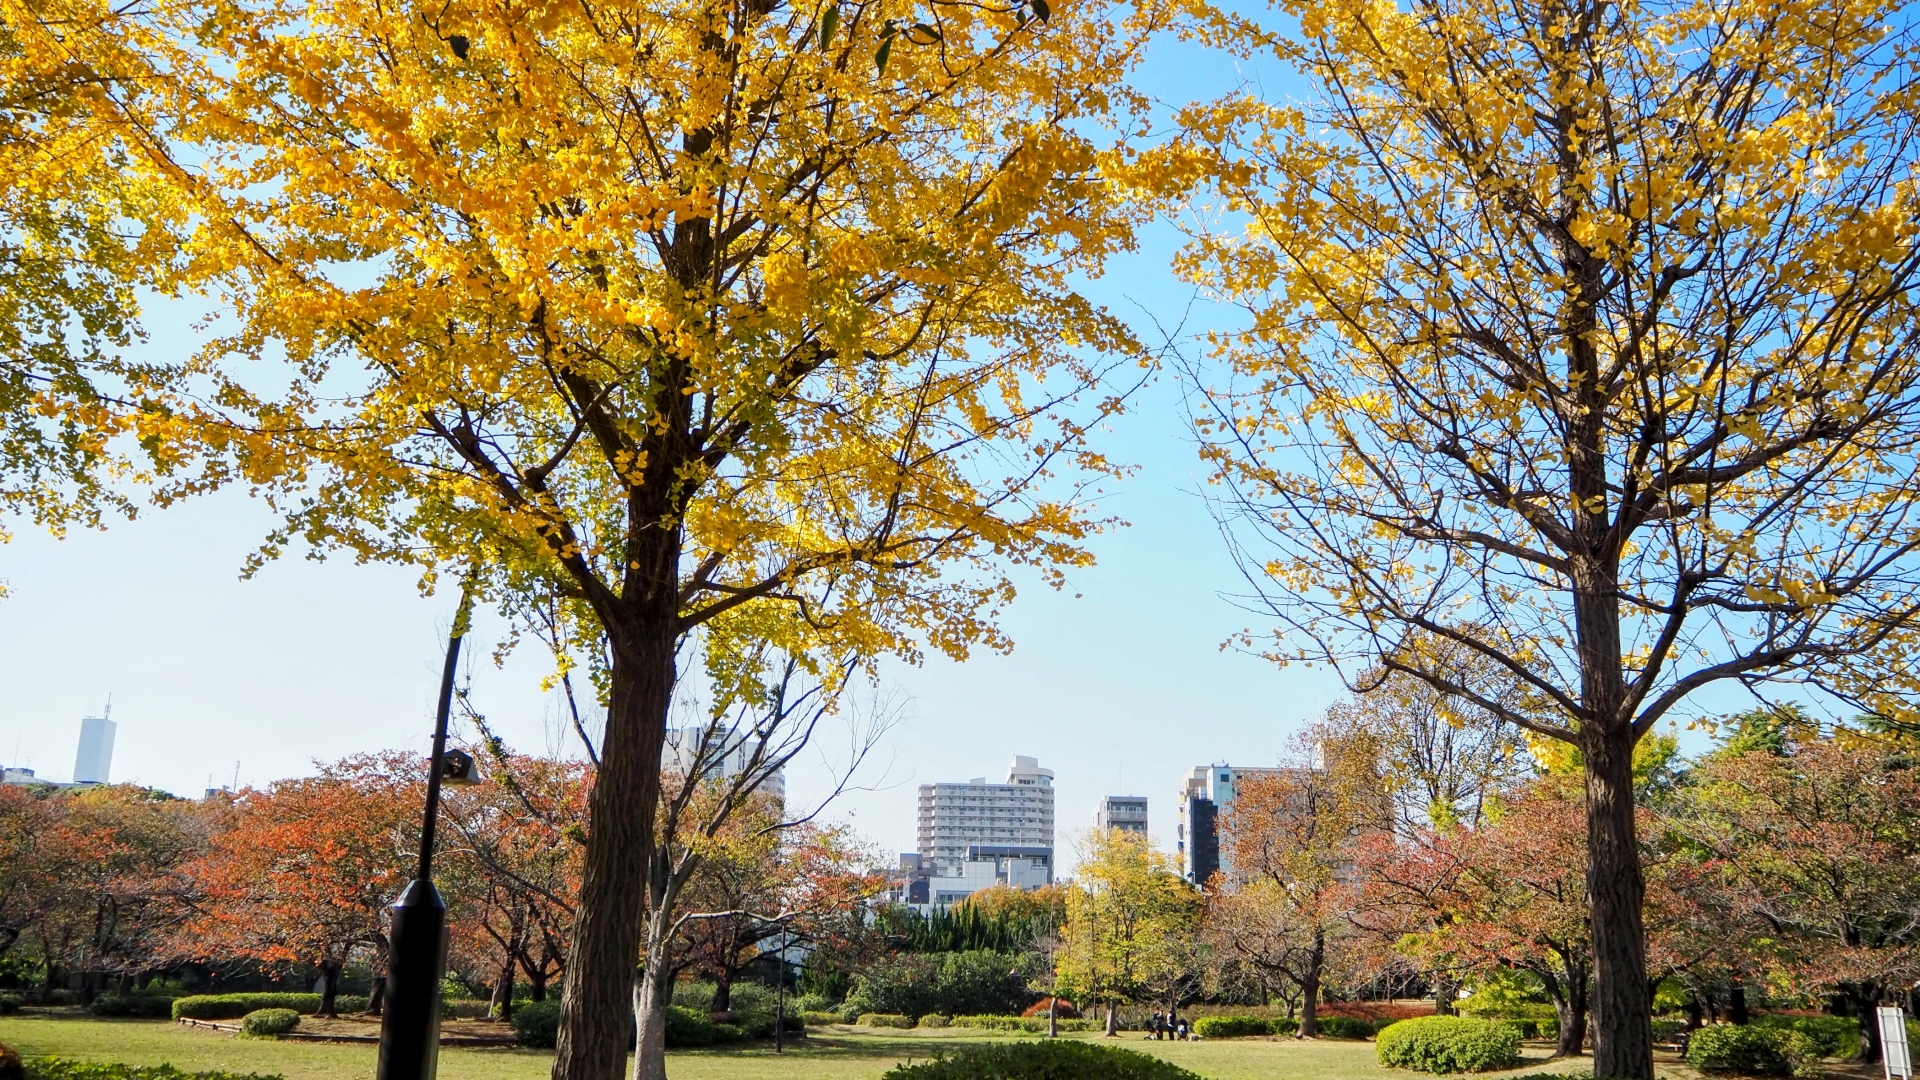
[1094, 795, 1149, 836]
[72, 711, 116, 785]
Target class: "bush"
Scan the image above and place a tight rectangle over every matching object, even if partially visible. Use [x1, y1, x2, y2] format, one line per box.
[879, 1041, 1204, 1080]
[239, 1009, 300, 1038]
[1193, 1015, 1274, 1039]
[1020, 998, 1080, 1019]
[511, 1000, 561, 1048]
[1376, 1015, 1525, 1073]
[947, 1014, 1093, 1033]
[1, 1043, 20, 1080]
[88, 994, 177, 1019]
[796, 993, 841, 1014]
[1651, 1019, 1688, 1043]
[1315, 1015, 1377, 1039]
[847, 951, 1035, 1019]
[0, 995, 23, 1016]
[1689, 1024, 1810, 1075]
[859, 1013, 916, 1029]
[669, 981, 779, 1016]
[169, 994, 368, 1021]
[1498, 1018, 1540, 1040]
[918, 1014, 952, 1028]
[23, 1063, 283, 1080]
[1272, 1016, 1301, 1036]
[801, 1010, 844, 1027]
[1754, 1016, 1859, 1059]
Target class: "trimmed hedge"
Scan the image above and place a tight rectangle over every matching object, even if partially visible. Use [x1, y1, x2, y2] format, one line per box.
[170, 994, 369, 1020]
[918, 1015, 951, 1028]
[23, 1062, 284, 1080]
[239, 1010, 300, 1038]
[1193, 1016, 1274, 1039]
[0, 994, 23, 1015]
[948, 1014, 1095, 1033]
[801, 1010, 844, 1027]
[1688, 1024, 1823, 1076]
[1376, 1015, 1524, 1073]
[879, 1042, 1205, 1080]
[859, 1013, 916, 1029]
[1315, 1015, 1377, 1039]
[88, 994, 178, 1019]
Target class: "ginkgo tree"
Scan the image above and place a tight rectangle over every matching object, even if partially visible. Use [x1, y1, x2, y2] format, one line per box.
[138, 0, 1170, 1070]
[0, 0, 178, 546]
[1168, 0, 1920, 1074]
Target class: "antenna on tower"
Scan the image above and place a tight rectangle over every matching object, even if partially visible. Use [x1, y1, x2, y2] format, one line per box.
[231, 761, 240, 791]
[103, 695, 112, 721]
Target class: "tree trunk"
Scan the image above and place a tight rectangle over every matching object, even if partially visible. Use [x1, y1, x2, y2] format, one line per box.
[527, 953, 550, 1002]
[1729, 984, 1749, 1025]
[368, 973, 388, 1016]
[1682, 990, 1703, 1031]
[631, 961, 673, 1080]
[1844, 982, 1883, 1065]
[1105, 1000, 1118, 1037]
[552, 605, 676, 1080]
[1297, 928, 1325, 1038]
[1545, 959, 1590, 1058]
[319, 960, 342, 1018]
[1048, 994, 1057, 1038]
[1434, 976, 1457, 1016]
[712, 964, 733, 1014]
[491, 951, 517, 1020]
[1581, 725, 1652, 1080]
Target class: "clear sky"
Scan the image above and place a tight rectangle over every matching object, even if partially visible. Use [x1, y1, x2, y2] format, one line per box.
[0, 32, 1344, 870]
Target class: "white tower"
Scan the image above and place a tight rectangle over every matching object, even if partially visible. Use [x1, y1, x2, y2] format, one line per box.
[73, 710, 116, 785]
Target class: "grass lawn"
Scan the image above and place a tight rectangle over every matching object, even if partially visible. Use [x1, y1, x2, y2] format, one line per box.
[0, 1012, 1673, 1080]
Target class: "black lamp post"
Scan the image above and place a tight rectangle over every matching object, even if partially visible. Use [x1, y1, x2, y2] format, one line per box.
[377, 594, 477, 1080]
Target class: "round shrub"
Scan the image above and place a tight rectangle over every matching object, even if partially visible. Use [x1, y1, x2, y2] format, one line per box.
[510, 1000, 560, 1048]
[1376, 1015, 1524, 1073]
[1194, 1016, 1274, 1039]
[0, 994, 24, 1016]
[879, 1041, 1204, 1080]
[1315, 1015, 1378, 1039]
[0, 1042, 21, 1080]
[239, 1008, 301, 1038]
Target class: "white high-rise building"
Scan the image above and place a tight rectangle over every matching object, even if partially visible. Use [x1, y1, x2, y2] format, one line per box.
[1095, 795, 1148, 835]
[72, 713, 116, 785]
[662, 727, 785, 805]
[915, 755, 1055, 880]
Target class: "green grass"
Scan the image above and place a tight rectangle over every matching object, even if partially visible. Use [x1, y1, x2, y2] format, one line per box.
[0, 1012, 1622, 1080]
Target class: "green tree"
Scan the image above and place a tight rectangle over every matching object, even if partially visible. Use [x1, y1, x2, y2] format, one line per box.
[1058, 829, 1201, 1036]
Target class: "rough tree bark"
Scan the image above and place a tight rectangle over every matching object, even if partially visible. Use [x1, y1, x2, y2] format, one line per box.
[551, 590, 677, 1080]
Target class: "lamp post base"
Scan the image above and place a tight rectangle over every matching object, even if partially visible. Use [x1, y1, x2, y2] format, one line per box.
[377, 878, 448, 1080]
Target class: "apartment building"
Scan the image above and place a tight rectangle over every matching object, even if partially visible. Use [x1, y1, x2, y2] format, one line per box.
[1094, 795, 1149, 836]
[910, 755, 1056, 899]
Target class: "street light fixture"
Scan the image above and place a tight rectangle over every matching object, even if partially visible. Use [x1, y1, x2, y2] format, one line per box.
[377, 588, 478, 1080]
